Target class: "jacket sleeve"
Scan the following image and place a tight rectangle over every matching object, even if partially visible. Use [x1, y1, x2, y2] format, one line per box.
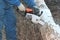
[23, 0, 36, 8]
[5, 0, 21, 6]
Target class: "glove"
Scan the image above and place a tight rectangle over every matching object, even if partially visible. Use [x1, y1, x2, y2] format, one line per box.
[17, 3, 26, 16]
[18, 3, 25, 11]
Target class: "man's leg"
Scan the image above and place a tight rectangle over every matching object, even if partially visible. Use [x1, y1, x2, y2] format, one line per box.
[0, 31, 2, 40]
[0, 24, 2, 40]
[0, 8, 5, 40]
[3, 7, 17, 40]
[0, 21, 3, 40]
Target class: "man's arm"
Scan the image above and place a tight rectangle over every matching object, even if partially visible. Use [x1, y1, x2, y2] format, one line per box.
[5, 0, 40, 15]
[23, 0, 36, 8]
[5, 0, 20, 6]
[5, 0, 25, 11]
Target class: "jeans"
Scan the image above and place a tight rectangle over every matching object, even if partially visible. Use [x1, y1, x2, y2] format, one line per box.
[0, 7, 17, 40]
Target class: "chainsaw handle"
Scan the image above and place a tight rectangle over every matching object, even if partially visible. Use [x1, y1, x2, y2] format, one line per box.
[25, 8, 33, 13]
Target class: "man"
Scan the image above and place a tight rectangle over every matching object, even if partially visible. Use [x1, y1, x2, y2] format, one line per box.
[0, 0, 39, 40]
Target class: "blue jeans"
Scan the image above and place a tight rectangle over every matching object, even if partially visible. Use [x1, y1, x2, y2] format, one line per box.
[0, 7, 17, 40]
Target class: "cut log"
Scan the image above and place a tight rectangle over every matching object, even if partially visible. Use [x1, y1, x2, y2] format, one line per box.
[40, 23, 60, 40]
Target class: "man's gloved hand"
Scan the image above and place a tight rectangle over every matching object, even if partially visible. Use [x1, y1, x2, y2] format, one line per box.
[18, 3, 40, 16]
[17, 3, 26, 16]
[18, 3, 25, 11]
